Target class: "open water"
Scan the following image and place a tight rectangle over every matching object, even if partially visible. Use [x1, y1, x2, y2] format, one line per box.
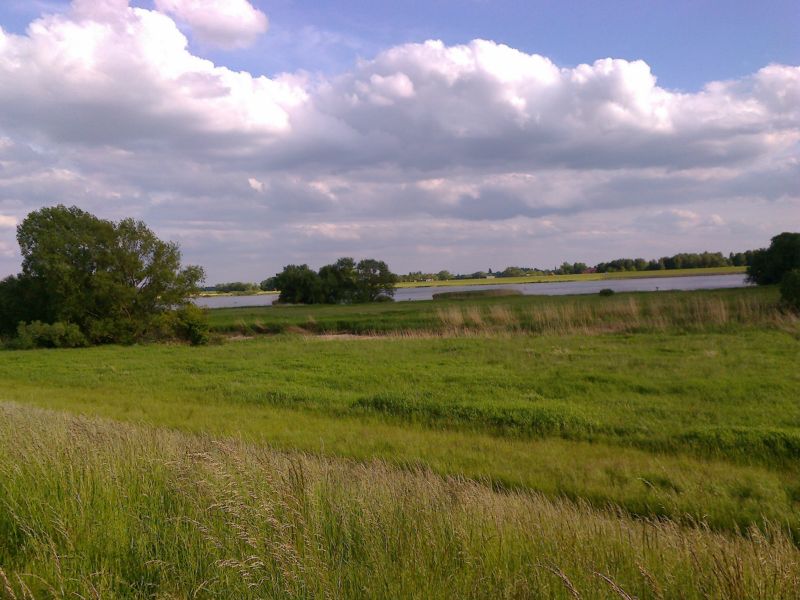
[195, 273, 750, 308]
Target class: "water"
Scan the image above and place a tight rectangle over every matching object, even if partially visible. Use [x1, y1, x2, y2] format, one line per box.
[194, 273, 751, 309]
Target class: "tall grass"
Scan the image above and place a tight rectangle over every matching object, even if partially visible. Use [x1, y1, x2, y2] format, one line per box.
[206, 286, 790, 338]
[437, 294, 798, 336]
[1, 403, 798, 599]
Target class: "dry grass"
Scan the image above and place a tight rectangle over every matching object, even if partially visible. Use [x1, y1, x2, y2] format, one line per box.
[432, 294, 799, 337]
[1, 403, 799, 599]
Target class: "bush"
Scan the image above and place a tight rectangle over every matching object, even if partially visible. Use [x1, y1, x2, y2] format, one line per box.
[172, 305, 210, 345]
[780, 269, 800, 311]
[10, 321, 87, 349]
[599, 288, 615, 296]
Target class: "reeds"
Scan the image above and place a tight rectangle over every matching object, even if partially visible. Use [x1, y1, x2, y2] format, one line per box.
[1, 403, 798, 599]
[434, 294, 798, 337]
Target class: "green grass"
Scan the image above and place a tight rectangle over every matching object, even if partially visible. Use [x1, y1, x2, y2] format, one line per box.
[1, 404, 798, 599]
[3, 286, 799, 596]
[397, 266, 746, 288]
[1, 320, 799, 535]
[207, 285, 780, 335]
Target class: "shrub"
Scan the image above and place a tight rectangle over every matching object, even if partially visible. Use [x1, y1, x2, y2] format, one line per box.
[10, 321, 87, 349]
[780, 269, 800, 311]
[173, 304, 211, 345]
[598, 288, 615, 296]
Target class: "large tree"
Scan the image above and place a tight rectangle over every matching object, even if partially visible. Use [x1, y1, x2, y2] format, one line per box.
[274, 264, 323, 304]
[747, 232, 800, 285]
[319, 257, 358, 304]
[1, 205, 204, 342]
[353, 259, 397, 302]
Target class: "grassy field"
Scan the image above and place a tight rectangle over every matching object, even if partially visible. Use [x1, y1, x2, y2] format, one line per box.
[207, 285, 779, 335]
[396, 265, 746, 288]
[1, 404, 798, 599]
[2, 286, 799, 597]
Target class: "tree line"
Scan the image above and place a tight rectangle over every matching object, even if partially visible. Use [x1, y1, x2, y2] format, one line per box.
[397, 251, 758, 282]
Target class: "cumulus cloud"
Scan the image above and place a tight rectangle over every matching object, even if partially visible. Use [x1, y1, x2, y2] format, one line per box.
[154, 0, 268, 49]
[0, 1, 797, 280]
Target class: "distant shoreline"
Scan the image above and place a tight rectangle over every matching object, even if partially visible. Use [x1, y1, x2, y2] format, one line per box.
[196, 290, 279, 298]
[396, 266, 746, 289]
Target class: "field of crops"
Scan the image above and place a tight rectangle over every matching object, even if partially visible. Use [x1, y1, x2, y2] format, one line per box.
[1, 285, 799, 598]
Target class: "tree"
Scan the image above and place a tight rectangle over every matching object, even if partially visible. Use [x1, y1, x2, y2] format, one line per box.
[271, 258, 397, 304]
[273, 264, 322, 304]
[353, 259, 397, 302]
[747, 233, 800, 285]
[319, 257, 358, 303]
[259, 277, 277, 292]
[1, 205, 205, 343]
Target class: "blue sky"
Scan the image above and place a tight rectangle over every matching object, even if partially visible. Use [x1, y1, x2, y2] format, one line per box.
[0, 0, 798, 281]
[4, 0, 798, 89]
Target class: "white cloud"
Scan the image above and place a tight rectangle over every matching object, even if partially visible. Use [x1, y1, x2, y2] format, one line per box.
[154, 0, 268, 49]
[0, 1, 797, 280]
[0, 215, 17, 229]
[248, 177, 264, 192]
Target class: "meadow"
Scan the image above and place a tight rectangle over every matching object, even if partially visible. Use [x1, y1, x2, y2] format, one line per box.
[207, 284, 778, 335]
[1, 285, 799, 597]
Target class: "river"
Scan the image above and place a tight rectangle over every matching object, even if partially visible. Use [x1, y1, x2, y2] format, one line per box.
[195, 273, 750, 308]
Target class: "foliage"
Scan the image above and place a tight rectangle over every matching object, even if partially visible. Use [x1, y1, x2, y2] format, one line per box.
[555, 261, 589, 275]
[747, 232, 800, 285]
[274, 264, 323, 304]
[353, 258, 397, 302]
[172, 304, 211, 345]
[213, 282, 259, 293]
[596, 251, 733, 273]
[0, 274, 51, 335]
[7, 321, 87, 349]
[0, 205, 205, 343]
[259, 277, 277, 291]
[779, 269, 800, 311]
[319, 257, 358, 303]
[272, 257, 397, 304]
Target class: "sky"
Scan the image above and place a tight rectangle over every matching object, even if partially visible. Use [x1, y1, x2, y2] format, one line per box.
[0, 0, 798, 283]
